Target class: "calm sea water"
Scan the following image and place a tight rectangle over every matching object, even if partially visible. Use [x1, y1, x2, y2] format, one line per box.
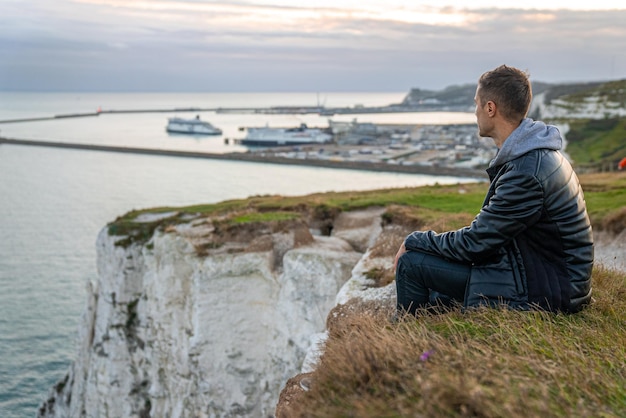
[0, 92, 477, 417]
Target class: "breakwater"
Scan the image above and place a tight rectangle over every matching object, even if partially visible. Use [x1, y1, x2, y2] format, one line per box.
[0, 112, 102, 124]
[0, 137, 486, 179]
[0, 104, 469, 125]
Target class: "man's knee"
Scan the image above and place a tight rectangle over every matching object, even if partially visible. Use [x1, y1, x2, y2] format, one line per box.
[397, 250, 426, 276]
[396, 251, 414, 282]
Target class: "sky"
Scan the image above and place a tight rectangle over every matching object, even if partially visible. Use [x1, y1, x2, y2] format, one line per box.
[1, 0, 625, 92]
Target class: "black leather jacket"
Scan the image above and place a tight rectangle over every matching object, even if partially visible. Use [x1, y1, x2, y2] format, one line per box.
[404, 148, 594, 312]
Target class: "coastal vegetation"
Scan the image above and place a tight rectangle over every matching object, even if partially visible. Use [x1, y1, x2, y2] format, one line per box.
[280, 264, 626, 417]
[566, 117, 626, 165]
[108, 172, 626, 248]
[106, 182, 489, 248]
[556, 79, 626, 107]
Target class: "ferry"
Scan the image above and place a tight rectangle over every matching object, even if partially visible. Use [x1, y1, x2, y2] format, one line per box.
[239, 123, 332, 146]
[166, 116, 222, 135]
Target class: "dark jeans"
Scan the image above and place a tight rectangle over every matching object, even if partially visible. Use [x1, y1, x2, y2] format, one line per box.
[395, 249, 471, 315]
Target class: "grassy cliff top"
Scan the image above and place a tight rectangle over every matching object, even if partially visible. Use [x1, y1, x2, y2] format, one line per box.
[108, 171, 626, 248]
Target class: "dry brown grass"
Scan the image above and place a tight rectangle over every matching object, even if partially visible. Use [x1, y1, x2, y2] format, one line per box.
[601, 207, 626, 235]
[278, 266, 626, 418]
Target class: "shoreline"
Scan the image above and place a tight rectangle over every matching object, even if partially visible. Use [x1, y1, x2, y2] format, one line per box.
[0, 137, 487, 180]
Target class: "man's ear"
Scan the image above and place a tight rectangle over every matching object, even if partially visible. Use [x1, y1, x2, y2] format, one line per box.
[487, 101, 496, 117]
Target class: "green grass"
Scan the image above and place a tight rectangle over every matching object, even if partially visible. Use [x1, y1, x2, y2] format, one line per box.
[586, 188, 626, 223]
[564, 117, 626, 165]
[230, 211, 301, 224]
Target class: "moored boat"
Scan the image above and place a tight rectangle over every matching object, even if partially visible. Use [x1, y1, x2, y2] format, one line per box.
[166, 116, 222, 135]
[239, 123, 332, 146]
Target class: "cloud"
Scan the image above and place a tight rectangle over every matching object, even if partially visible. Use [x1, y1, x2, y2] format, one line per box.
[1, 1, 625, 91]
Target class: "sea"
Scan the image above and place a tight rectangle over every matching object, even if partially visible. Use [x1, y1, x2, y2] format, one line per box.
[0, 92, 477, 417]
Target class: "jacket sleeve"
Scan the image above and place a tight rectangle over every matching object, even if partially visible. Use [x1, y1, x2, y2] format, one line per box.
[404, 169, 544, 263]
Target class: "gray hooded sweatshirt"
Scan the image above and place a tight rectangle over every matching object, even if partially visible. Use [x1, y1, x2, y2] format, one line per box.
[490, 118, 563, 168]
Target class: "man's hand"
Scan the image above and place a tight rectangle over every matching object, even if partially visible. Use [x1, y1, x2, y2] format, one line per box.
[394, 242, 407, 272]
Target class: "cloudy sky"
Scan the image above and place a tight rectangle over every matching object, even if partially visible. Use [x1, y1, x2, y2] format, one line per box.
[1, 0, 625, 92]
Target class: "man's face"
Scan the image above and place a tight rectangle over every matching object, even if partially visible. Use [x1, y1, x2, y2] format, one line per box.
[474, 86, 493, 139]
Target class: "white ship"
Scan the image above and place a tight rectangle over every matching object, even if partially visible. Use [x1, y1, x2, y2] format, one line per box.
[239, 123, 332, 146]
[166, 116, 222, 135]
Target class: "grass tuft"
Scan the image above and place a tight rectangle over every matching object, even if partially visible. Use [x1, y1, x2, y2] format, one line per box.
[281, 266, 626, 417]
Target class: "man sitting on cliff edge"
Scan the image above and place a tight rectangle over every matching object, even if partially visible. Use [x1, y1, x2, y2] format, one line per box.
[394, 64, 594, 314]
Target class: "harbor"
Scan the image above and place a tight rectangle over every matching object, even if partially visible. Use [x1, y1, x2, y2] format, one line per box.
[0, 136, 486, 179]
[0, 99, 489, 180]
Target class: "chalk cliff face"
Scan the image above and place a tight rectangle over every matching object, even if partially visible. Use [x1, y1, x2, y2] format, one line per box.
[39, 208, 390, 418]
[530, 91, 626, 121]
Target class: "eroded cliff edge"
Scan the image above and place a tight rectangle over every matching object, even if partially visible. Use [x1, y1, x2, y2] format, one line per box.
[39, 204, 400, 417]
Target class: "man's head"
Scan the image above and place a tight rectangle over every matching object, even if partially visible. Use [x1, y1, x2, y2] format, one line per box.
[474, 65, 532, 141]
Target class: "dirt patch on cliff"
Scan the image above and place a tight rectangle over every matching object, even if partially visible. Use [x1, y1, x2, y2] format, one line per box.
[306, 205, 342, 236]
[368, 225, 406, 259]
[275, 372, 315, 418]
[193, 217, 315, 260]
[331, 207, 385, 252]
[382, 204, 474, 232]
[216, 218, 313, 246]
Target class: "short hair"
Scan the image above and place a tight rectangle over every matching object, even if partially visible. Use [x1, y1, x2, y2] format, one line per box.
[478, 65, 532, 123]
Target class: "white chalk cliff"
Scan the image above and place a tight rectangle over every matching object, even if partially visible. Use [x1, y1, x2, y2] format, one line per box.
[39, 207, 392, 418]
[530, 91, 626, 121]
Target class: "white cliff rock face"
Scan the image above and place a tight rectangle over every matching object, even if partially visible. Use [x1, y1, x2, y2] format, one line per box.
[531, 91, 626, 121]
[40, 212, 368, 418]
[301, 221, 401, 375]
